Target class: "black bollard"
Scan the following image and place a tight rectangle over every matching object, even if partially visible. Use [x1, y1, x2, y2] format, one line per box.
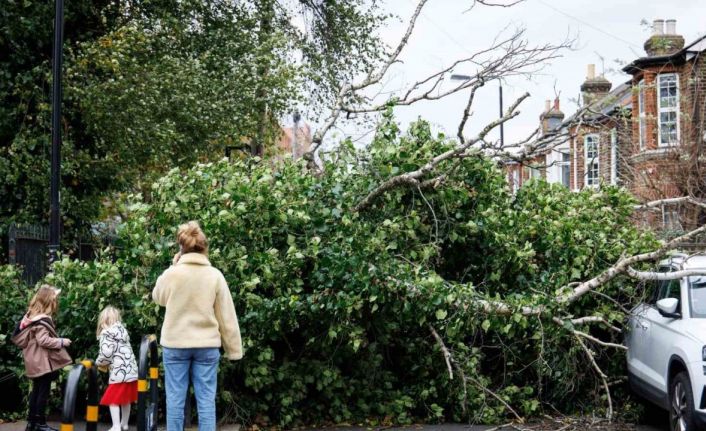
[137, 335, 160, 431]
[60, 360, 98, 431]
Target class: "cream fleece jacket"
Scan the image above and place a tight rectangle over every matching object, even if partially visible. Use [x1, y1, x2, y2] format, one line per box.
[152, 253, 243, 360]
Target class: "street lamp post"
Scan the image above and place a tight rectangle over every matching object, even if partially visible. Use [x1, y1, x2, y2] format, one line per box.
[450, 74, 504, 147]
[292, 111, 301, 158]
[48, 0, 64, 264]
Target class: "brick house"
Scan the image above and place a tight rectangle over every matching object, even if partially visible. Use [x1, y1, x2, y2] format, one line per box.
[504, 19, 706, 231]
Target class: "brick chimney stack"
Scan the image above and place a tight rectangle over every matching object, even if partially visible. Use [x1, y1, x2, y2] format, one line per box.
[540, 97, 564, 135]
[580, 64, 611, 106]
[644, 18, 685, 56]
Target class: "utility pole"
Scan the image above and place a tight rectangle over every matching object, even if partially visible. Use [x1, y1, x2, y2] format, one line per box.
[48, 0, 64, 264]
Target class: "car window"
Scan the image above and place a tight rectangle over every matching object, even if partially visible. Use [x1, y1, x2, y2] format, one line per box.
[658, 279, 680, 301]
[649, 266, 671, 304]
[689, 276, 706, 318]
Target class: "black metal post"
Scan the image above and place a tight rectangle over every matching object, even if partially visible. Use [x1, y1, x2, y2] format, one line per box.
[498, 81, 504, 147]
[61, 360, 98, 431]
[49, 0, 64, 264]
[292, 111, 301, 158]
[138, 335, 160, 431]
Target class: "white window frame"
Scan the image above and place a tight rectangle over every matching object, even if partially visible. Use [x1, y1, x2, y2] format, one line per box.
[556, 150, 571, 188]
[657, 73, 680, 147]
[610, 129, 617, 185]
[511, 168, 519, 194]
[662, 205, 682, 232]
[584, 134, 600, 188]
[638, 79, 646, 150]
[530, 165, 541, 180]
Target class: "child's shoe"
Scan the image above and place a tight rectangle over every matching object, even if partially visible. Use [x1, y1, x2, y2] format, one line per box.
[34, 424, 58, 431]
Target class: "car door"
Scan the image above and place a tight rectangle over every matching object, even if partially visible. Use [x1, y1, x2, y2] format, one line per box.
[627, 274, 662, 381]
[643, 274, 684, 392]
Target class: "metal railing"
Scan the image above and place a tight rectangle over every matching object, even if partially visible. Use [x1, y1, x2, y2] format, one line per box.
[60, 360, 99, 431]
[137, 335, 160, 431]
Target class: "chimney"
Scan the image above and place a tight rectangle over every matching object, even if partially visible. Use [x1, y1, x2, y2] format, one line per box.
[645, 18, 685, 56]
[652, 19, 664, 35]
[540, 97, 564, 135]
[580, 64, 611, 106]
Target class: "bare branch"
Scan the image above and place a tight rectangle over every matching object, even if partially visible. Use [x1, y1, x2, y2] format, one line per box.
[561, 224, 706, 304]
[570, 316, 622, 333]
[429, 324, 523, 422]
[573, 334, 613, 421]
[429, 325, 453, 379]
[467, 0, 525, 12]
[457, 83, 483, 142]
[634, 196, 706, 211]
[305, 0, 430, 158]
[353, 93, 530, 212]
[626, 267, 706, 281]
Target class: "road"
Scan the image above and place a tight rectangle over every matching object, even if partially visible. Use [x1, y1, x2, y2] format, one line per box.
[0, 422, 668, 431]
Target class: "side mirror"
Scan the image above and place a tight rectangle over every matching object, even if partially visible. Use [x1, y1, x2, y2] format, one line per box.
[657, 297, 681, 318]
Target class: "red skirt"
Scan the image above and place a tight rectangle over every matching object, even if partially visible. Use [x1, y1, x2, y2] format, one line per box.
[100, 381, 138, 406]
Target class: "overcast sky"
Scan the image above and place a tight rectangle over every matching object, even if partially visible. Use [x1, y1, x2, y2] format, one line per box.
[313, 0, 705, 149]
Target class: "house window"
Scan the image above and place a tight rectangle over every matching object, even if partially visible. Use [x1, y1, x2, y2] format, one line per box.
[610, 129, 618, 185]
[658, 73, 679, 146]
[638, 79, 646, 150]
[662, 206, 682, 232]
[558, 151, 570, 188]
[511, 169, 519, 194]
[584, 134, 600, 187]
[530, 165, 541, 179]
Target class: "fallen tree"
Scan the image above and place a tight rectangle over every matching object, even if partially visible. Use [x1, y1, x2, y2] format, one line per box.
[4, 118, 695, 426]
[3, 0, 705, 427]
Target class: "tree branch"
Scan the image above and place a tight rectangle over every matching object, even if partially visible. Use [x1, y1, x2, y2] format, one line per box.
[353, 93, 530, 212]
[626, 267, 706, 281]
[560, 223, 706, 304]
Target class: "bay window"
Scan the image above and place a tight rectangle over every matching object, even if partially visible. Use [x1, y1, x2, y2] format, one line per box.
[658, 73, 679, 146]
[584, 134, 600, 187]
[638, 79, 646, 150]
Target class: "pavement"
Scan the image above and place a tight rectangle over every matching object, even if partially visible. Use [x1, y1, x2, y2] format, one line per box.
[0, 422, 667, 431]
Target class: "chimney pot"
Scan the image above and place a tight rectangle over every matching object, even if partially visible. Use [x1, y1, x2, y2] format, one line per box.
[553, 98, 560, 110]
[587, 64, 596, 80]
[653, 19, 664, 35]
[545, 100, 551, 111]
[665, 19, 676, 35]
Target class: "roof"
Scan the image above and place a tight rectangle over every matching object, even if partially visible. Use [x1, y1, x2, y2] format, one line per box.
[661, 254, 706, 270]
[623, 33, 706, 74]
[590, 80, 633, 117]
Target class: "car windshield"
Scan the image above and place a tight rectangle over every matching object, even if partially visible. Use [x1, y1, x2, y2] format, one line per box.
[689, 275, 706, 318]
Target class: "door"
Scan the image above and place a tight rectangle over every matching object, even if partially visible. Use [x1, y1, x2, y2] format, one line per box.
[627, 275, 661, 381]
[643, 275, 684, 392]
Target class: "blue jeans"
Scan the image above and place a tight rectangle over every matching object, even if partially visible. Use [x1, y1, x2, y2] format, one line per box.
[163, 347, 220, 431]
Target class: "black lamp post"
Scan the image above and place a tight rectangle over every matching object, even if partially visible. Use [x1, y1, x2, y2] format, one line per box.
[48, 0, 64, 264]
[450, 74, 504, 147]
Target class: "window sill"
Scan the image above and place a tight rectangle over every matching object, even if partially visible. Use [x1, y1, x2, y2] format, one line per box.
[630, 147, 679, 163]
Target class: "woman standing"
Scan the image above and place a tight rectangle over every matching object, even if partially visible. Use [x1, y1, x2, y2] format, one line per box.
[153, 221, 243, 431]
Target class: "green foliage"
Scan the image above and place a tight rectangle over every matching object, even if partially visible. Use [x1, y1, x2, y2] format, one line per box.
[0, 0, 389, 253]
[0, 116, 657, 426]
[0, 265, 31, 416]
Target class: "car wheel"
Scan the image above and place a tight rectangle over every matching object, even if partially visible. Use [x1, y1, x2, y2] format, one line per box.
[670, 371, 697, 431]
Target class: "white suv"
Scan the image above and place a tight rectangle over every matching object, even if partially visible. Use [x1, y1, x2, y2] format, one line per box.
[626, 254, 706, 431]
